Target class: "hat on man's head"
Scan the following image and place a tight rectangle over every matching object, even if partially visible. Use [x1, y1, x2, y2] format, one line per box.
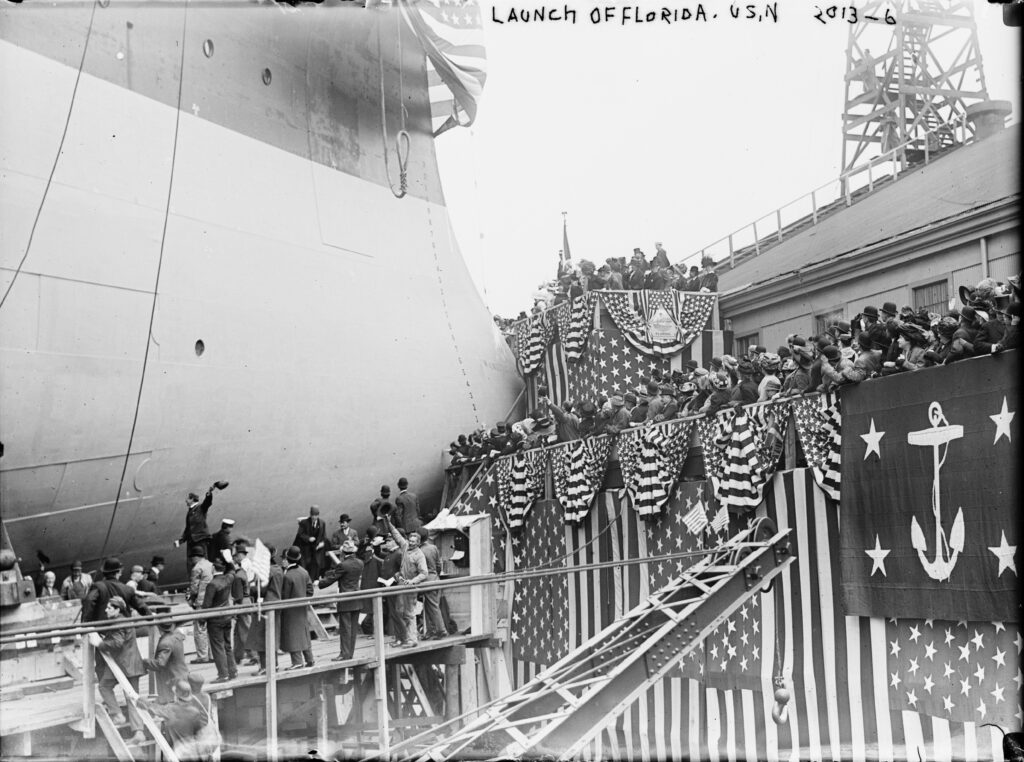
[815, 335, 833, 350]
[710, 356, 723, 370]
[821, 345, 841, 361]
[534, 416, 553, 428]
[131, 564, 144, 574]
[645, 381, 660, 395]
[736, 357, 755, 375]
[284, 546, 302, 563]
[936, 316, 959, 336]
[102, 557, 123, 574]
[692, 367, 709, 377]
[339, 513, 351, 523]
[624, 392, 638, 405]
[880, 302, 898, 317]
[72, 560, 83, 570]
[684, 359, 699, 371]
[233, 543, 248, 555]
[960, 305, 977, 322]
[861, 305, 880, 319]
[309, 505, 320, 516]
[790, 335, 807, 347]
[856, 332, 874, 351]
[151, 556, 164, 566]
[189, 546, 206, 558]
[580, 401, 597, 416]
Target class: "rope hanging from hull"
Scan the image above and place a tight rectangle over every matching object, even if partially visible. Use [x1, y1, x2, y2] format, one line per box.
[377, 10, 410, 199]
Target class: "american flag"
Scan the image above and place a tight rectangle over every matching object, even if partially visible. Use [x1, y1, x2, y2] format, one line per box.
[399, 0, 487, 136]
[682, 499, 709, 535]
[706, 597, 765, 692]
[791, 393, 842, 502]
[503, 450, 546, 531]
[713, 409, 779, 514]
[511, 499, 569, 665]
[550, 436, 612, 525]
[885, 618, 1020, 728]
[696, 408, 732, 479]
[552, 293, 595, 363]
[516, 312, 555, 376]
[565, 328, 670, 410]
[598, 291, 715, 357]
[618, 420, 693, 520]
[678, 293, 718, 343]
[449, 465, 507, 573]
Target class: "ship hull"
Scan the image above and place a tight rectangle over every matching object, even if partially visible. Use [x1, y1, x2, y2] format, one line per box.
[0, 3, 520, 582]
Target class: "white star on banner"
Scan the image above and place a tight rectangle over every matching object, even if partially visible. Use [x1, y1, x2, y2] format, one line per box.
[866, 534, 892, 577]
[861, 418, 885, 460]
[990, 396, 1015, 444]
[988, 531, 1017, 577]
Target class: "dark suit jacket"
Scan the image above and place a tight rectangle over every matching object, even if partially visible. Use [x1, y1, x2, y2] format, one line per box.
[319, 557, 365, 612]
[293, 518, 327, 569]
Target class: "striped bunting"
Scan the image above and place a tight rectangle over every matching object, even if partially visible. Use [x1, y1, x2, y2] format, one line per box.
[792, 393, 843, 502]
[550, 437, 612, 525]
[618, 420, 693, 520]
[502, 450, 547, 531]
[552, 292, 594, 362]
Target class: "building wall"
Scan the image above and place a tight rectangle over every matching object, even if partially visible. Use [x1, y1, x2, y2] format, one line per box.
[723, 227, 1019, 351]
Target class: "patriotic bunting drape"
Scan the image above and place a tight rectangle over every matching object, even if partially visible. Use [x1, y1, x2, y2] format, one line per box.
[511, 499, 569, 665]
[551, 292, 595, 362]
[514, 312, 556, 376]
[447, 466, 508, 573]
[618, 420, 693, 519]
[791, 393, 842, 501]
[550, 436, 612, 524]
[502, 449, 547, 530]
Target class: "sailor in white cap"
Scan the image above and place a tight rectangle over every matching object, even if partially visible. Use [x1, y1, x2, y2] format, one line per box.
[318, 540, 364, 663]
[212, 518, 235, 558]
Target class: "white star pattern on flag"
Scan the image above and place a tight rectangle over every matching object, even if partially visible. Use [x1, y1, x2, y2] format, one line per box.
[988, 531, 1017, 577]
[989, 396, 1015, 444]
[860, 418, 885, 460]
[865, 534, 892, 577]
[886, 618, 1019, 726]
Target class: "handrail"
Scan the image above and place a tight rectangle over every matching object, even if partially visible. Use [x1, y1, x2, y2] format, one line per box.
[92, 644, 180, 762]
[0, 547, 724, 646]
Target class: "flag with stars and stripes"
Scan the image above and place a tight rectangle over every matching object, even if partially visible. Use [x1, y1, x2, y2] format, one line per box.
[399, 0, 487, 136]
[565, 328, 671, 409]
[711, 408, 783, 515]
[618, 420, 693, 520]
[448, 463, 508, 573]
[511, 499, 570, 665]
[513, 312, 556, 376]
[791, 393, 842, 502]
[552, 293, 595, 363]
[501, 450, 547, 532]
[705, 596, 766, 692]
[677, 292, 717, 345]
[884, 618, 1020, 728]
[682, 499, 709, 535]
[550, 436, 612, 525]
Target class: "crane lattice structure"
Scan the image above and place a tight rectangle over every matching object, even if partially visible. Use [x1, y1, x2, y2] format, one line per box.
[841, 0, 990, 175]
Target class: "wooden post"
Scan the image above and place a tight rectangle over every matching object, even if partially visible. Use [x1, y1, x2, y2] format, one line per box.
[82, 635, 96, 739]
[148, 624, 158, 698]
[265, 609, 278, 762]
[444, 664, 461, 724]
[784, 407, 798, 469]
[317, 677, 330, 755]
[373, 595, 389, 756]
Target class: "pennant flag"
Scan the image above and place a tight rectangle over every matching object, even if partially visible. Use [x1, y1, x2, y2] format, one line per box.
[840, 355, 1018, 622]
[682, 499, 709, 535]
[709, 504, 730, 534]
[511, 499, 569, 665]
[399, 0, 487, 135]
[251, 539, 271, 587]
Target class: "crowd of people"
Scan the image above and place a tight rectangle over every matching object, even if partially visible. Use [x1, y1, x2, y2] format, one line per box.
[493, 243, 719, 331]
[456, 280, 1020, 462]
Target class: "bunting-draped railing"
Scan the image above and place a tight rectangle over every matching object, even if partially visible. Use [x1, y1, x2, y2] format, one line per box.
[511, 290, 718, 374]
[442, 392, 841, 531]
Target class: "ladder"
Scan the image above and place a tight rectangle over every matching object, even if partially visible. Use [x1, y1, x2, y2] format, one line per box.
[411, 518, 794, 761]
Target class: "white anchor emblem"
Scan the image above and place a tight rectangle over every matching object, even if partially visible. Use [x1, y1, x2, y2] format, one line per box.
[907, 402, 965, 581]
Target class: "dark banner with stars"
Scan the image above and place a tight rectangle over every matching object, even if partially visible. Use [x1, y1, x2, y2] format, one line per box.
[839, 354, 1018, 622]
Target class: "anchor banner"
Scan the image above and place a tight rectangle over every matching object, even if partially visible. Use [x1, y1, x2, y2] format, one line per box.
[839, 355, 1019, 621]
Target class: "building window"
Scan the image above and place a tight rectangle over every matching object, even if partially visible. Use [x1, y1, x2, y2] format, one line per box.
[913, 280, 949, 316]
[814, 308, 845, 337]
[734, 333, 758, 356]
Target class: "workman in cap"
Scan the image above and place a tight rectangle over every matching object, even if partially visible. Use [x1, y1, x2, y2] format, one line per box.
[293, 506, 327, 581]
[318, 540, 363, 663]
[61, 560, 92, 601]
[211, 519, 235, 560]
[89, 595, 147, 745]
[128, 564, 158, 595]
[186, 547, 214, 663]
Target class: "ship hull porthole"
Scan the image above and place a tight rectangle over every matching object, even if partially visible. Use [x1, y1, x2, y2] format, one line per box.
[195, 339, 205, 357]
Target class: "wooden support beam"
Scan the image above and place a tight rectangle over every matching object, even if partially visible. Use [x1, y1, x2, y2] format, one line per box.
[444, 664, 460, 725]
[94, 703, 135, 762]
[94, 648, 178, 762]
[372, 596, 389, 757]
[317, 677, 330, 756]
[265, 609, 279, 762]
[81, 637, 96, 739]
[403, 664, 436, 717]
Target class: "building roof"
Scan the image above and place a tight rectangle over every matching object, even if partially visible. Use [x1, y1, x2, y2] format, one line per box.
[718, 124, 1020, 295]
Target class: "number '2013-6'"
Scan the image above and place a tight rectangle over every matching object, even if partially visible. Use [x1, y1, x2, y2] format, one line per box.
[814, 5, 897, 24]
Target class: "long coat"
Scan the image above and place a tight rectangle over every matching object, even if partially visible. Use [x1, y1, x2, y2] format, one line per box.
[360, 553, 383, 616]
[96, 622, 145, 680]
[279, 564, 313, 652]
[293, 517, 327, 572]
[145, 629, 188, 703]
[319, 557, 364, 613]
[245, 562, 283, 652]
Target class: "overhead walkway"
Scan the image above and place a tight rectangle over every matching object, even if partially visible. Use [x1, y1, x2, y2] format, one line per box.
[388, 518, 794, 762]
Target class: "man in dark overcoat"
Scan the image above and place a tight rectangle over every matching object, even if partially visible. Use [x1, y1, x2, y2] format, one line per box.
[318, 540, 364, 661]
[293, 506, 327, 581]
[177, 488, 215, 569]
[143, 620, 188, 703]
[82, 557, 151, 623]
[202, 558, 237, 683]
[280, 546, 315, 669]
